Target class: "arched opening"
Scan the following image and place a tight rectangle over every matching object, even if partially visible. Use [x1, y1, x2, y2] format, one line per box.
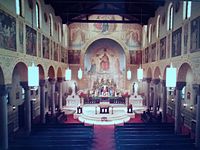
[154, 66, 161, 79]
[48, 66, 55, 79]
[84, 38, 126, 91]
[38, 64, 45, 80]
[0, 66, 4, 85]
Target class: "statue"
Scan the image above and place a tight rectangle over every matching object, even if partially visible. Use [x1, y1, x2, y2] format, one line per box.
[133, 82, 138, 96]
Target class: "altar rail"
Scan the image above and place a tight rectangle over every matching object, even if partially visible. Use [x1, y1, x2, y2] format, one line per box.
[84, 97, 125, 104]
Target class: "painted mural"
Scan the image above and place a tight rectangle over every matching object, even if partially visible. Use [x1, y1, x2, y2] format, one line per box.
[54, 42, 58, 61]
[0, 9, 16, 51]
[151, 43, 156, 62]
[18, 21, 23, 53]
[129, 50, 142, 64]
[61, 47, 67, 63]
[122, 24, 142, 49]
[68, 15, 142, 51]
[184, 23, 188, 54]
[172, 27, 182, 57]
[68, 50, 81, 64]
[144, 47, 149, 63]
[42, 35, 49, 59]
[190, 17, 200, 53]
[26, 25, 37, 56]
[84, 38, 125, 90]
[38, 32, 41, 57]
[160, 37, 166, 60]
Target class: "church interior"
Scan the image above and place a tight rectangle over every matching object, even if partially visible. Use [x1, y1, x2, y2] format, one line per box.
[0, 0, 200, 149]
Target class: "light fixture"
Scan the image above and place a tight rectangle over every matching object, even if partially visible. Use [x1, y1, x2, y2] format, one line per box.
[183, 103, 187, 108]
[12, 105, 16, 111]
[78, 67, 83, 80]
[166, 63, 177, 88]
[65, 67, 71, 80]
[190, 105, 194, 111]
[127, 68, 131, 80]
[28, 62, 39, 87]
[137, 65, 143, 81]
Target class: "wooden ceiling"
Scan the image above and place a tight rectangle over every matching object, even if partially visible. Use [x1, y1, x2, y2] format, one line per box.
[44, 0, 165, 25]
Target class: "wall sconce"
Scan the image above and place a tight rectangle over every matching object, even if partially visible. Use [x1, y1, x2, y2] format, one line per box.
[171, 98, 174, 102]
[12, 105, 16, 111]
[190, 105, 194, 111]
[183, 103, 187, 108]
[137, 65, 143, 81]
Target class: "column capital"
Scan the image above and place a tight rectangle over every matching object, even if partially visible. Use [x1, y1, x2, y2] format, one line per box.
[20, 81, 29, 90]
[57, 77, 64, 82]
[161, 80, 166, 86]
[143, 78, 152, 83]
[48, 78, 56, 84]
[152, 79, 160, 85]
[39, 80, 46, 86]
[176, 82, 186, 90]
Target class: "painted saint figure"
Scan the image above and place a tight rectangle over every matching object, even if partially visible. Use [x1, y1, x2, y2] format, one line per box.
[100, 49, 109, 71]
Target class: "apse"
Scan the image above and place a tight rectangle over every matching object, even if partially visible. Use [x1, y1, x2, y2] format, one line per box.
[84, 38, 126, 89]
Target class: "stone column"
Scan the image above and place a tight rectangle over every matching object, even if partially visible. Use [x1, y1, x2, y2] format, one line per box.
[0, 85, 8, 150]
[57, 77, 63, 109]
[146, 78, 151, 109]
[175, 82, 186, 134]
[20, 82, 31, 135]
[161, 80, 167, 122]
[39, 80, 46, 124]
[49, 78, 56, 116]
[153, 79, 160, 116]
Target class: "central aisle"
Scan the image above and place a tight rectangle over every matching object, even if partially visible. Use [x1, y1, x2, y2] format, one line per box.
[92, 125, 115, 150]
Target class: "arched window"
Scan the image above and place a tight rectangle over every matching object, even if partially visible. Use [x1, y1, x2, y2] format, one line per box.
[183, 1, 192, 20]
[49, 14, 53, 36]
[58, 23, 61, 42]
[156, 15, 160, 38]
[167, 3, 173, 30]
[148, 24, 152, 43]
[36, 2, 41, 28]
[16, 0, 23, 16]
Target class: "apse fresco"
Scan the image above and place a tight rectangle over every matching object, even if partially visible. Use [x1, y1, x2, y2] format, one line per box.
[190, 17, 200, 53]
[172, 27, 182, 57]
[84, 38, 126, 89]
[151, 43, 156, 62]
[68, 50, 81, 64]
[42, 35, 49, 59]
[26, 25, 37, 56]
[0, 9, 16, 51]
[160, 37, 166, 60]
[68, 15, 142, 50]
[129, 50, 142, 64]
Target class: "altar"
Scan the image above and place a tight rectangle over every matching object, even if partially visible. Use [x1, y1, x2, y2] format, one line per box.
[98, 102, 110, 114]
[129, 95, 143, 107]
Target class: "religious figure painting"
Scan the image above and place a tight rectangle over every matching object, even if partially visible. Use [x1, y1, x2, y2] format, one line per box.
[151, 43, 156, 62]
[172, 27, 182, 57]
[54, 43, 58, 61]
[69, 23, 85, 48]
[190, 17, 200, 53]
[129, 50, 142, 64]
[123, 24, 142, 49]
[184, 23, 188, 54]
[0, 9, 16, 51]
[144, 47, 149, 63]
[38, 32, 41, 57]
[68, 50, 81, 64]
[26, 25, 37, 56]
[160, 37, 166, 60]
[92, 15, 117, 34]
[61, 47, 66, 63]
[18, 21, 23, 53]
[42, 35, 49, 59]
